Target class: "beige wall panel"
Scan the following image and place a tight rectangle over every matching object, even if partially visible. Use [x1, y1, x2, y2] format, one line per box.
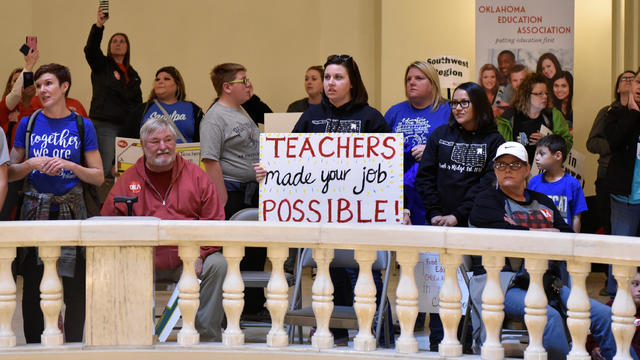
[85, 246, 153, 347]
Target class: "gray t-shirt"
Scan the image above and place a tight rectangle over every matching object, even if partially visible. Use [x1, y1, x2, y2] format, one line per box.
[200, 102, 259, 183]
[0, 128, 9, 166]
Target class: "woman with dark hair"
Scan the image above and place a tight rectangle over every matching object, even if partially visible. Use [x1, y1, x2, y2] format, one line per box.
[415, 82, 504, 228]
[287, 65, 324, 112]
[536, 52, 562, 81]
[496, 72, 572, 163]
[121, 66, 203, 143]
[292, 54, 388, 133]
[478, 63, 500, 105]
[84, 7, 142, 178]
[551, 71, 574, 129]
[8, 63, 104, 343]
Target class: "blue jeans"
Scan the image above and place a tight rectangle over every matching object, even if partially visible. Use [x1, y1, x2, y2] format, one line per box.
[505, 286, 635, 360]
[607, 196, 640, 296]
[92, 120, 121, 178]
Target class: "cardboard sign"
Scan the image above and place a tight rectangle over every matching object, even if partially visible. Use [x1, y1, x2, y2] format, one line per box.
[115, 137, 203, 176]
[258, 133, 403, 223]
[427, 56, 471, 89]
[265, 112, 302, 133]
[415, 253, 470, 313]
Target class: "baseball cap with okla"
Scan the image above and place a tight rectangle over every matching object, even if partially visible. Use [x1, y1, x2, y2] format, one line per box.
[494, 141, 528, 163]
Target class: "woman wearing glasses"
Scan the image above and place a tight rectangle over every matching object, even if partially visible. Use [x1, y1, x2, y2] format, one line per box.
[415, 82, 504, 229]
[496, 72, 572, 164]
[469, 141, 625, 360]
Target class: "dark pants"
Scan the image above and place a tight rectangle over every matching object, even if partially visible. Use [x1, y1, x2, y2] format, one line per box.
[330, 267, 394, 346]
[62, 248, 86, 342]
[225, 187, 265, 314]
[595, 167, 611, 234]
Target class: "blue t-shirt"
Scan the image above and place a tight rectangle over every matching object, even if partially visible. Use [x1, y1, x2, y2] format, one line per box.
[142, 100, 195, 143]
[527, 172, 588, 227]
[14, 112, 99, 195]
[385, 100, 451, 225]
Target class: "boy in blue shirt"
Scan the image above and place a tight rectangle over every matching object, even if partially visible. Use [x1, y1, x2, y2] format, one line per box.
[528, 134, 588, 232]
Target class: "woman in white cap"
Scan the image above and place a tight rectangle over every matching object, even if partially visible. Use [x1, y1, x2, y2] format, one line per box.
[469, 141, 623, 360]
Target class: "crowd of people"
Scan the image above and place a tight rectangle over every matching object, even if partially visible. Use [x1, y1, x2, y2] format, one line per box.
[0, 7, 638, 358]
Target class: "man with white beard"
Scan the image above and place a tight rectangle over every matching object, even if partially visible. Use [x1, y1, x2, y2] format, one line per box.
[101, 116, 227, 341]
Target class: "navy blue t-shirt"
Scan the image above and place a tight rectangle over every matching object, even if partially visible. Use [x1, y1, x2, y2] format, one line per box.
[14, 112, 99, 195]
[142, 100, 195, 143]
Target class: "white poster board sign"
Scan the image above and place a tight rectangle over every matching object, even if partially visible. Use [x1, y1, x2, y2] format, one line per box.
[427, 56, 471, 89]
[476, 1, 575, 76]
[416, 253, 470, 313]
[259, 133, 403, 223]
[264, 112, 302, 133]
[115, 137, 203, 176]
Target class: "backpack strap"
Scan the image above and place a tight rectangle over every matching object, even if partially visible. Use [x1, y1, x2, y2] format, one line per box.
[74, 113, 86, 165]
[24, 108, 44, 159]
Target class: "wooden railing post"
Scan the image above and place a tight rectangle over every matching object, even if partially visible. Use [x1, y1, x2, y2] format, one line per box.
[567, 260, 591, 360]
[222, 245, 245, 346]
[481, 255, 505, 360]
[439, 253, 462, 357]
[612, 264, 636, 360]
[177, 245, 200, 346]
[524, 258, 548, 360]
[0, 247, 16, 348]
[39, 246, 63, 346]
[353, 249, 376, 351]
[395, 250, 418, 354]
[266, 245, 289, 347]
[311, 248, 334, 349]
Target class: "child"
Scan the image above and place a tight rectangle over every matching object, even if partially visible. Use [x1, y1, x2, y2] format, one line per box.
[528, 134, 587, 232]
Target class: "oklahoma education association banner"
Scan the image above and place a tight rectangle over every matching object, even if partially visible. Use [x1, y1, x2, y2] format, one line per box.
[476, 1, 574, 76]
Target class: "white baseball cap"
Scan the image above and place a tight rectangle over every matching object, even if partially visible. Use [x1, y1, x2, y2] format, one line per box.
[494, 141, 528, 163]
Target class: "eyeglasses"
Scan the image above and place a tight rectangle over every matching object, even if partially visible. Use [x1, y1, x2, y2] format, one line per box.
[327, 54, 353, 63]
[621, 76, 635, 82]
[227, 78, 250, 87]
[531, 91, 549, 97]
[494, 161, 525, 171]
[449, 100, 471, 109]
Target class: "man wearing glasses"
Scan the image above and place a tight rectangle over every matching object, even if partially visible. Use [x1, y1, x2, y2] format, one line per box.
[200, 63, 264, 316]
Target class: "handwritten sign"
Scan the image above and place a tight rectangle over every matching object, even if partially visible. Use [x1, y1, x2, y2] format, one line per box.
[415, 253, 470, 313]
[114, 137, 203, 176]
[258, 133, 403, 223]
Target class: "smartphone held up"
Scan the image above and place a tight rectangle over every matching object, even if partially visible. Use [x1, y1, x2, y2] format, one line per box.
[99, 0, 109, 18]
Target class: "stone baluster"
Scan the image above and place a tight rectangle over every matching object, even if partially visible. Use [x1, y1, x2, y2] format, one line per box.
[395, 250, 418, 354]
[177, 245, 200, 345]
[612, 264, 636, 360]
[311, 248, 334, 349]
[39, 246, 63, 346]
[0, 248, 16, 348]
[353, 249, 376, 351]
[567, 260, 591, 360]
[439, 253, 463, 357]
[222, 245, 245, 346]
[266, 246, 289, 347]
[524, 258, 548, 360]
[481, 255, 505, 360]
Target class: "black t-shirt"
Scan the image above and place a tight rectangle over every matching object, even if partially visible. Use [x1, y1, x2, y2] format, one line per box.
[512, 112, 545, 163]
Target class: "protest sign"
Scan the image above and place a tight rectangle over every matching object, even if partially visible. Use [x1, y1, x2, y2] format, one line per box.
[427, 56, 471, 89]
[258, 133, 403, 223]
[115, 137, 203, 176]
[415, 253, 470, 313]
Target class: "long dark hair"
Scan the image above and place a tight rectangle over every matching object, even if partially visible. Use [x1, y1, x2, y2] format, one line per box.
[148, 66, 186, 101]
[614, 70, 636, 102]
[451, 82, 494, 129]
[551, 71, 573, 116]
[106, 32, 131, 66]
[536, 53, 562, 79]
[324, 54, 368, 106]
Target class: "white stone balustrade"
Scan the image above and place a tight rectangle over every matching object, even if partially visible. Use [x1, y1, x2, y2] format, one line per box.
[0, 220, 635, 360]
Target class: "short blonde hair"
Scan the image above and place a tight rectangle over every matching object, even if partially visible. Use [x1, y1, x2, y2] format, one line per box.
[404, 61, 445, 111]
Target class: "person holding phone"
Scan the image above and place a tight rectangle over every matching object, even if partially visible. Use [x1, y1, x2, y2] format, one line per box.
[84, 7, 142, 179]
[8, 63, 104, 343]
